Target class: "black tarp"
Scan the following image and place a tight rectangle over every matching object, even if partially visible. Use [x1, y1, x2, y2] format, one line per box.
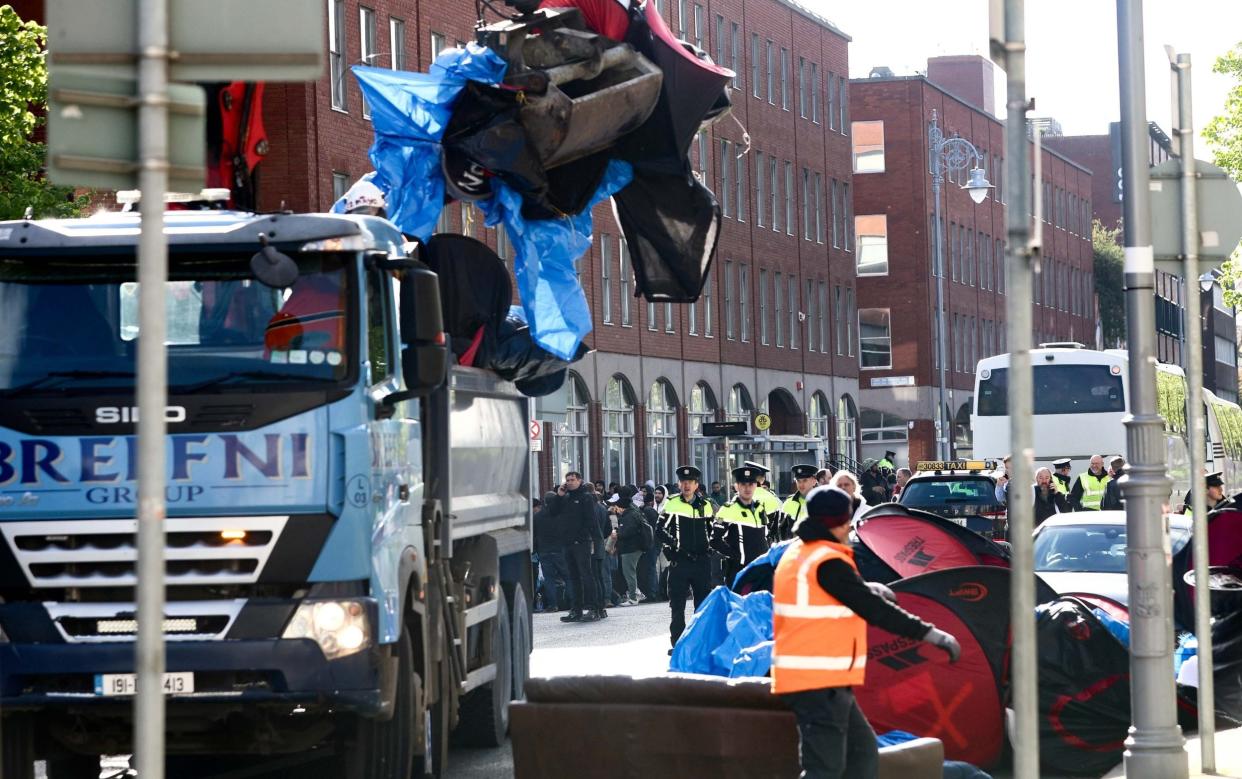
[1173, 507, 1242, 630]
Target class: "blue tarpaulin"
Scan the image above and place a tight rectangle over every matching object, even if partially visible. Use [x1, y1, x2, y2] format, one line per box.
[351, 44, 626, 361]
[669, 586, 774, 677]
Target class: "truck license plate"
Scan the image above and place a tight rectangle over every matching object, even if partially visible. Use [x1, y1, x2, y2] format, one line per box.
[94, 672, 194, 696]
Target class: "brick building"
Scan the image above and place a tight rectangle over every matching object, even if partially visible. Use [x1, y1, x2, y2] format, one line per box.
[849, 57, 1095, 467]
[253, 0, 863, 493]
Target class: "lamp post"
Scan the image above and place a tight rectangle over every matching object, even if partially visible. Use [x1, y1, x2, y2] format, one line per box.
[929, 111, 993, 460]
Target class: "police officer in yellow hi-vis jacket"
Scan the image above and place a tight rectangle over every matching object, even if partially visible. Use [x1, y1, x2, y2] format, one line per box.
[773, 486, 961, 779]
[657, 465, 715, 650]
[710, 465, 771, 583]
[772, 463, 819, 542]
[744, 460, 785, 516]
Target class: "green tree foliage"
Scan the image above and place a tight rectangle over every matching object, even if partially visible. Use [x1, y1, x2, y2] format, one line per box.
[1093, 220, 1126, 347]
[0, 5, 88, 219]
[1204, 42, 1242, 308]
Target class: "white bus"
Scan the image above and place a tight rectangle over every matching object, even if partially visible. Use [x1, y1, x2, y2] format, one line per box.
[971, 343, 1242, 505]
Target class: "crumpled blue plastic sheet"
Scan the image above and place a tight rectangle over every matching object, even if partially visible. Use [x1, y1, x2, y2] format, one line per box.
[350, 43, 507, 241]
[669, 585, 775, 678]
[476, 160, 632, 360]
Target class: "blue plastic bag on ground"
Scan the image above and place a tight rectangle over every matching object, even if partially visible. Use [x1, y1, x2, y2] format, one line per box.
[670, 585, 775, 677]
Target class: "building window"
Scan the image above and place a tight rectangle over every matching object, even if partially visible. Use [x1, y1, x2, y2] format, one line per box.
[720, 140, 732, 217]
[332, 171, 350, 201]
[665, 302, 675, 333]
[806, 280, 816, 352]
[647, 380, 679, 485]
[554, 372, 591, 483]
[827, 73, 837, 131]
[852, 120, 885, 173]
[727, 383, 753, 423]
[798, 57, 807, 117]
[751, 33, 760, 97]
[739, 263, 751, 342]
[603, 376, 636, 487]
[831, 178, 840, 247]
[766, 41, 774, 103]
[861, 410, 910, 446]
[359, 8, 378, 117]
[834, 286, 845, 356]
[328, 0, 347, 110]
[713, 13, 724, 65]
[802, 168, 811, 241]
[619, 238, 632, 326]
[771, 271, 780, 346]
[647, 297, 657, 331]
[846, 287, 855, 356]
[770, 273, 779, 347]
[689, 294, 698, 335]
[780, 48, 790, 110]
[735, 151, 747, 222]
[811, 63, 820, 123]
[817, 281, 828, 354]
[756, 151, 766, 227]
[725, 259, 735, 340]
[730, 22, 740, 89]
[809, 391, 830, 440]
[760, 269, 770, 345]
[789, 276, 799, 350]
[839, 77, 847, 131]
[784, 161, 794, 236]
[704, 271, 714, 337]
[677, 0, 687, 38]
[694, 3, 704, 48]
[689, 382, 719, 480]
[859, 214, 889, 275]
[601, 235, 613, 324]
[460, 202, 476, 238]
[389, 18, 406, 71]
[859, 309, 891, 369]
[836, 395, 857, 459]
[770, 156, 780, 232]
[814, 172, 824, 244]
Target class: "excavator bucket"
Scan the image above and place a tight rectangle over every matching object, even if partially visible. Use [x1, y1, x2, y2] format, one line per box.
[477, 8, 662, 170]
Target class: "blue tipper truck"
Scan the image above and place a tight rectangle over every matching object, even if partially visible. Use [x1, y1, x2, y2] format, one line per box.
[0, 207, 533, 778]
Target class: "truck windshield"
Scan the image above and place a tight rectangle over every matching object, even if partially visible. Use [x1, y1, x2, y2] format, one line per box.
[0, 253, 353, 393]
[976, 365, 1125, 416]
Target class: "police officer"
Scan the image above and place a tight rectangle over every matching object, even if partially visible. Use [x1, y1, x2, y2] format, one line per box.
[1051, 458, 1073, 495]
[744, 460, 785, 516]
[773, 486, 961, 779]
[1068, 454, 1111, 511]
[711, 465, 771, 583]
[1183, 471, 1230, 514]
[657, 465, 716, 651]
[773, 464, 819, 542]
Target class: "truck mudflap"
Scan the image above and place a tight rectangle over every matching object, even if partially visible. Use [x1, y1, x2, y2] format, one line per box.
[0, 638, 386, 714]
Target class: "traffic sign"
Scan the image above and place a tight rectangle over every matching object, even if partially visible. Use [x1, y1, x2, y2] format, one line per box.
[754, 413, 772, 432]
[702, 421, 748, 437]
[1149, 158, 1242, 276]
[529, 420, 543, 452]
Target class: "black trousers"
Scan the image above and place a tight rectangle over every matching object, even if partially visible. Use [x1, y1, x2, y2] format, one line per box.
[565, 541, 597, 613]
[667, 555, 712, 646]
[779, 687, 878, 779]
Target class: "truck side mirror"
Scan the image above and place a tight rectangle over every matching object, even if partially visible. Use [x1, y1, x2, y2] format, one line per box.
[382, 261, 448, 411]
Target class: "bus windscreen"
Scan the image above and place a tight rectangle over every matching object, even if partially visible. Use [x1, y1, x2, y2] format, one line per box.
[977, 365, 1124, 416]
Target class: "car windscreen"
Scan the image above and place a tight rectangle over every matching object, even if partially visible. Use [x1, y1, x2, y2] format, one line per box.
[900, 477, 997, 507]
[1034, 522, 1191, 573]
[977, 364, 1125, 416]
[0, 252, 354, 394]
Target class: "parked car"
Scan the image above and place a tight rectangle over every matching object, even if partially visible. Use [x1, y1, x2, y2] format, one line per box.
[898, 460, 1007, 540]
[1033, 510, 1193, 607]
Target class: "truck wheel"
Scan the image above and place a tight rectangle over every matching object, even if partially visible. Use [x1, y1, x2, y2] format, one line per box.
[509, 583, 532, 702]
[1, 714, 36, 779]
[347, 625, 416, 779]
[420, 656, 450, 779]
[455, 592, 511, 747]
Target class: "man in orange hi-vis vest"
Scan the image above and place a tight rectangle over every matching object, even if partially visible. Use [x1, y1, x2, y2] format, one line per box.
[772, 486, 962, 778]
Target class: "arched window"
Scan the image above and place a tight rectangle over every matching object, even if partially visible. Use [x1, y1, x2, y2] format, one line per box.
[647, 379, 679, 484]
[688, 382, 719, 483]
[727, 383, 753, 423]
[808, 391, 830, 440]
[836, 394, 857, 461]
[603, 375, 636, 486]
[553, 371, 590, 483]
[953, 400, 973, 457]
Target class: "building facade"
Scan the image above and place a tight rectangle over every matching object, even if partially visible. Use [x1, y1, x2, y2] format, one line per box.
[850, 60, 1095, 467]
[246, 0, 863, 494]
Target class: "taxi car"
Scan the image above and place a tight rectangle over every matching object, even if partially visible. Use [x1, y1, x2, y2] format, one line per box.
[898, 460, 1007, 540]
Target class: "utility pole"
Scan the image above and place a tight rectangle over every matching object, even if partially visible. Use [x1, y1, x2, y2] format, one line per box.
[996, 0, 1038, 775]
[1171, 49, 1216, 773]
[1116, 1, 1188, 776]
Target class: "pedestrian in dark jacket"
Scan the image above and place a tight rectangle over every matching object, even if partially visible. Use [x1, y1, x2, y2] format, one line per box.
[588, 484, 617, 612]
[1033, 468, 1068, 525]
[860, 459, 890, 504]
[612, 486, 647, 605]
[533, 492, 569, 611]
[637, 493, 662, 602]
[552, 472, 604, 623]
[1100, 456, 1126, 510]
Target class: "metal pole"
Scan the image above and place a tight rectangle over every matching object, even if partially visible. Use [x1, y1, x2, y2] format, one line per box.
[135, 0, 169, 777]
[931, 116, 949, 461]
[1116, 1, 1188, 775]
[1174, 50, 1216, 773]
[1001, 1, 1038, 775]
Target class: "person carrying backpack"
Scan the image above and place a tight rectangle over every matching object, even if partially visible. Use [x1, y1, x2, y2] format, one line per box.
[612, 486, 649, 606]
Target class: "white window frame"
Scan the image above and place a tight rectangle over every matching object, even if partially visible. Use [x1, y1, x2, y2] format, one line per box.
[329, 0, 347, 111]
[859, 308, 892, 370]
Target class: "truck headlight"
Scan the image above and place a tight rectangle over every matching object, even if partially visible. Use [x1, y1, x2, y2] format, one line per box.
[282, 600, 370, 660]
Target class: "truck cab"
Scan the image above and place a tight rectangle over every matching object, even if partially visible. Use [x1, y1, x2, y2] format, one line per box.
[0, 209, 532, 778]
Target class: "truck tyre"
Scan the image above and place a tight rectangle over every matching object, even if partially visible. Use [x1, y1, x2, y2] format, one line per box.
[508, 583, 532, 702]
[1, 714, 36, 779]
[455, 593, 511, 747]
[420, 656, 450, 779]
[346, 624, 417, 779]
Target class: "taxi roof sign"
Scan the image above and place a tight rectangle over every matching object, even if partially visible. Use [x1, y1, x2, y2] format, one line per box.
[915, 460, 997, 473]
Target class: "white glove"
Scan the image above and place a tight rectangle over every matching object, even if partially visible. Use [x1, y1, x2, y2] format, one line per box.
[924, 627, 961, 663]
[866, 581, 897, 604]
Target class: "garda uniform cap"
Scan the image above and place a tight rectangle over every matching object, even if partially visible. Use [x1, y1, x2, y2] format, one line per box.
[732, 466, 759, 484]
[675, 465, 702, 482]
[743, 460, 770, 474]
[806, 485, 854, 528]
[1207, 471, 1225, 488]
[791, 464, 818, 480]
[1052, 458, 1072, 469]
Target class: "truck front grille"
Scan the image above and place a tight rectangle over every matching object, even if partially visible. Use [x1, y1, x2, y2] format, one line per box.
[44, 600, 246, 643]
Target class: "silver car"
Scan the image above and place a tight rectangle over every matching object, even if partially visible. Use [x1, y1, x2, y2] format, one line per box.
[1033, 510, 1193, 606]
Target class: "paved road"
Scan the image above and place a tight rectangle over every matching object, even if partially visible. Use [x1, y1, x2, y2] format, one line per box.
[446, 599, 682, 778]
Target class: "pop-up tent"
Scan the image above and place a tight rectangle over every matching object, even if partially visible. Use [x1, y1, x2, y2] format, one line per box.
[854, 504, 1011, 581]
[1173, 507, 1242, 630]
[853, 566, 1054, 769]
